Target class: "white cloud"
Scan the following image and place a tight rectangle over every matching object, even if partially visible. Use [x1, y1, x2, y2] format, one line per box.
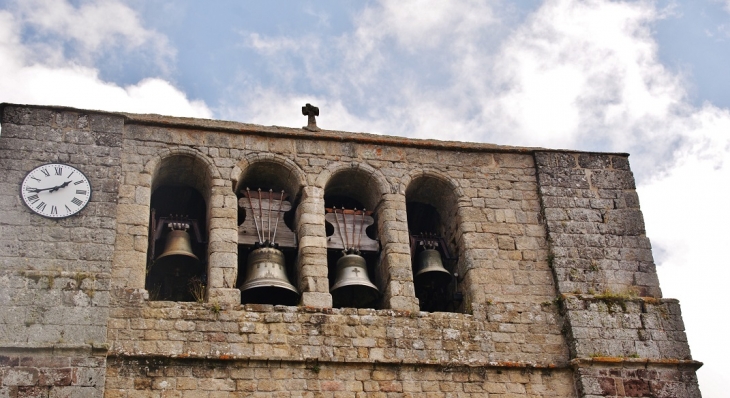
[0, 3, 211, 121]
[480, 0, 695, 171]
[235, 1, 730, 394]
[639, 138, 730, 395]
[354, 0, 497, 51]
[11, 0, 173, 66]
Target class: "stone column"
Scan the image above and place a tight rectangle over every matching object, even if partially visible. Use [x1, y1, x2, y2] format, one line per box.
[206, 183, 241, 304]
[295, 186, 332, 307]
[377, 193, 419, 311]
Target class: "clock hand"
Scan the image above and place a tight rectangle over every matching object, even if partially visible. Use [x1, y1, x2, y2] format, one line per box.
[28, 186, 56, 193]
[30, 181, 72, 194]
[48, 180, 72, 193]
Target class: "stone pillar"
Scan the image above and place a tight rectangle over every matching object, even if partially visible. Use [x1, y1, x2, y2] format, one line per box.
[377, 193, 419, 311]
[206, 182, 241, 304]
[535, 151, 701, 397]
[295, 186, 332, 307]
[112, 148, 152, 290]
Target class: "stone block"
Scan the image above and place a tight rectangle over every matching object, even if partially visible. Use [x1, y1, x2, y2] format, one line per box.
[301, 292, 332, 308]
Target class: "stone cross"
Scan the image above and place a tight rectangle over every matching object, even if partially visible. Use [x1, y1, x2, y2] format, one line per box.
[302, 103, 320, 131]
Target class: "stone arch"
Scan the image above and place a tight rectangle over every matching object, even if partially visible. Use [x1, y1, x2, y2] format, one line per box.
[317, 162, 392, 309]
[145, 146, 220, 190]
[404, 169, 463, 312]
[230, 153, 308, 306]
[144, 147, 218, 302]
[230, 152, 307, 201]
[402, 169, 463, 205]
[317, 161, 390, 211]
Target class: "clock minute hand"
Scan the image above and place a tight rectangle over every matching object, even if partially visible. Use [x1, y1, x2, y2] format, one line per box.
[27, 186, 55, 193]
[29, 181, 72, 193]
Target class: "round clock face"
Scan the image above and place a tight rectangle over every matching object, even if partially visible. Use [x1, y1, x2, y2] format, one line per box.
[20, 163, 92, 218]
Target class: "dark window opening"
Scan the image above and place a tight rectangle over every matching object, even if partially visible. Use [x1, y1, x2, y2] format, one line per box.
[146, 185, 207, 302]
[406, 176, 461, 313]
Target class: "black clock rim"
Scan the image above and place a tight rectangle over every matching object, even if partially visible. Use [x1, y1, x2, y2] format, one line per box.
[20, 162, 93, 219]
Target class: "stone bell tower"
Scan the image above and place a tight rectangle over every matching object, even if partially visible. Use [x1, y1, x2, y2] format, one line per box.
[0, 103, 701, 397]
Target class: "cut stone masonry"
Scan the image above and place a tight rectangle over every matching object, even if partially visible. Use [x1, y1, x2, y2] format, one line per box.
[0, 103, 701, 397]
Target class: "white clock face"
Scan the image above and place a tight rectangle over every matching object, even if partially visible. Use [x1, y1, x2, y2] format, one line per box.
[21, 163, 92, 218]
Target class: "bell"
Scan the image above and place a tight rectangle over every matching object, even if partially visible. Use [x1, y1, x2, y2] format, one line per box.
[414, 249, 452, 288]
[331, 253, 379, 308]
[240, 247, 299, 306]
[156, 229, 201, 272]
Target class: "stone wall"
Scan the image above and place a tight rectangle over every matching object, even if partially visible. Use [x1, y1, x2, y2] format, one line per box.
[0, 104, 701, 397]
[0, 105, 123, 397]
[562, 296, 691, 360]
[107, 299, 568, 368]
[573, 360, 701, 398]
[106, 357, 577, 397]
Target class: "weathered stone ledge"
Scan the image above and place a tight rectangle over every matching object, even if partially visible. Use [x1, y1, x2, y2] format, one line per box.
[106, 351, 570, 370]
[139, 300, 473, 319]
[559, 294, 677, 305]
[570, 357, 703, 370]
[0, 343, 109, 355]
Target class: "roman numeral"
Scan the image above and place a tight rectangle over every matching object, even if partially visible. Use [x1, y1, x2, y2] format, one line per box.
[25, 186, 36, 192]
[71, 197, 83, 206]
[40, 169, 50, 177]
[74, 180, 84, 185]
[30, 176, 41, 182]
[67, 171, 75, 178]
[50, 206, 57, 215]
[54, 167, 63, 176]
[76, 190, 87, 195]
[36, 202, 46, 212]
[65, 205, 71, 212]
[27, 195, 39, 204]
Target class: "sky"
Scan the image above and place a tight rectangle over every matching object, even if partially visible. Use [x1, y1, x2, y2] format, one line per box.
[0, 0, 728, 395]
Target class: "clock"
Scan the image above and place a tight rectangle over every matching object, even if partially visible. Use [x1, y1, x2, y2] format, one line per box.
[20, 163, 92, 218]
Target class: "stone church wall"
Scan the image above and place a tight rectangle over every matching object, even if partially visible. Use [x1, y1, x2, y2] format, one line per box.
[0, 104, 701, 397]
[0, 105, 123, 397]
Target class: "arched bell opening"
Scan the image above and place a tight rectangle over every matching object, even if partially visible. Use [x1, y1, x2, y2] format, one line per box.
[146, 155, 211, 302]
[234, 161, 301, 306]
[406, 175, 461, 313]
[324, 169, 383, 309]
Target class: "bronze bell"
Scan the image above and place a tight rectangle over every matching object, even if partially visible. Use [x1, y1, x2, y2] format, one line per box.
[240, 247, 299, 306]
[331, 253, 379, 308]
[156, 229, 201, 272]
[414, 249, 452, 288]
